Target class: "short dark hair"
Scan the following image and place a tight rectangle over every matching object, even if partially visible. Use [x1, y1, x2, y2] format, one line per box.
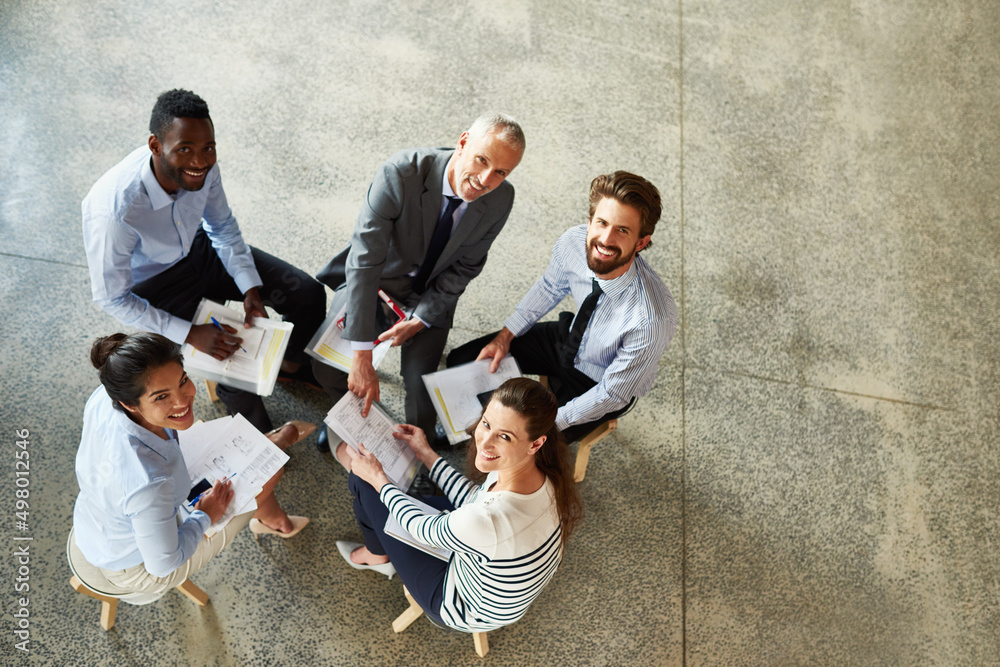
[588, 171, 663, 244]
[466, 378, 582, 547]
[90, 333, 184, 411]
[149, 89, 211, 139]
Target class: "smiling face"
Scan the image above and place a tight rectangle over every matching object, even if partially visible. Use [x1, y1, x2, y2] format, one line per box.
[585, 197, 652, 280]
[121, 361, 197, 438]
[472, 401, 545, 476]
[447, 129, 523, 202]
[148, 116, 216, 193]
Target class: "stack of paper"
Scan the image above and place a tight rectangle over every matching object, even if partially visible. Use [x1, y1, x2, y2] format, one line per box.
[183, 299, 292, 396]
[423, 357, 522, 445]
[324, 393, 418, 491]
[178, 414, 290, 536]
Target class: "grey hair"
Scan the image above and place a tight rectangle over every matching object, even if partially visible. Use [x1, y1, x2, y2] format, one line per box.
[468, 113, 525, 153]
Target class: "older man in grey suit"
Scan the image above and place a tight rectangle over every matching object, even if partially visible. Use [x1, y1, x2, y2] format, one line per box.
[313, 114, 524, 450]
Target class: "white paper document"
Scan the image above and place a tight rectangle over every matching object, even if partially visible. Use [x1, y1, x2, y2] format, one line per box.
[179, 414, 289, 535]
[383, 496, 452, 561]
[306, 287, 405, 373]
[423, 357, 522, 444]
[323, 393, 418, 491]
[182, 299, 292, 396]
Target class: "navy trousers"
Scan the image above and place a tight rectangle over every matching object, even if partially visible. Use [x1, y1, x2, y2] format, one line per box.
[348, 472, 451, 625]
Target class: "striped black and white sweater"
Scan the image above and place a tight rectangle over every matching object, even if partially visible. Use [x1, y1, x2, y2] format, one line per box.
[380, 457, 563, 632]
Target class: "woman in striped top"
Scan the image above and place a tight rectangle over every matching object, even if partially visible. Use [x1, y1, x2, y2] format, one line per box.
[336, 377, 582, 632]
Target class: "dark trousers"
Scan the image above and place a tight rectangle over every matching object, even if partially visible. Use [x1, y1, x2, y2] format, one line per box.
[446, 313, 632, 443]
[133, 229, 326, 432]
[312, 274, 450, 435]
[349, 472, 451, 625]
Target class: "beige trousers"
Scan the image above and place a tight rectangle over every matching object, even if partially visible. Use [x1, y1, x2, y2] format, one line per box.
[97, 510, 254, 605]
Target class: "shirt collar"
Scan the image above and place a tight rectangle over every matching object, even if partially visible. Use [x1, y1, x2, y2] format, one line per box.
[441, 155, 470, 215]
[140, 151, 176, 211]
[111, 394, 178, 460]
[593, 256, 639, 300]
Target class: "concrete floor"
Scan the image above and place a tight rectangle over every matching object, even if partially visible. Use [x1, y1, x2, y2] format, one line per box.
[1, 0, 997, 665]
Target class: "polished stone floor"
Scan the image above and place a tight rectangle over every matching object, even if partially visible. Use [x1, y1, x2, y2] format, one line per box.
[1, 1, 997, 665]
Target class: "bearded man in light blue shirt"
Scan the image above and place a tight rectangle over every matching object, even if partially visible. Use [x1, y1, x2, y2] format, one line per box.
[448, 171, 677, 444]
[82, 89, 325, 432]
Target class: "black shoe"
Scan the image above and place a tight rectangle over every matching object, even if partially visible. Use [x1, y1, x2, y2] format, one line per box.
[316, 427, 330, 453]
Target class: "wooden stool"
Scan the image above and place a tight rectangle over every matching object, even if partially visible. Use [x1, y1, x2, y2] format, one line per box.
[392, 585, 490, 657]
[573, 418, 618, 482]
[66, 530, 209, 631]
[537, 375, 634, 482]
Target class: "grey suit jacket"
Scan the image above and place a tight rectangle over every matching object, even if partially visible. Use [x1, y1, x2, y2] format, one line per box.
[317, 147, 515, 341]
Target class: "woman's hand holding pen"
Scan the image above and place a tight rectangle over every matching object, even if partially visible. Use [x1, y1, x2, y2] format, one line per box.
[194, 478, 234, 523]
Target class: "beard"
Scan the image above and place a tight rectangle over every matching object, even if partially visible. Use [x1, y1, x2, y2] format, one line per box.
[158, 155, 208, 192]
[586, 238, 633, 275]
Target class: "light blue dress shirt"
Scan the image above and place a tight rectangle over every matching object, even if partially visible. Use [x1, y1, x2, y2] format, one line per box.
[73, 385, 211, 577]
[82, 146, 262, 345]
[505, 225, 677, 430]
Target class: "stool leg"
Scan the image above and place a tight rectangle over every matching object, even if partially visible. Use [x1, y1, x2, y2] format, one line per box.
[72, 575, 119, 631]
[176, 579, 209, 606]
[574, 419, 617, 482]
[473, 631, 489, 657]
[101, 598, 119, 631]
[205, 380, 220, 402]
[574, 442, 593, 483]
[392, 586, 425, 633]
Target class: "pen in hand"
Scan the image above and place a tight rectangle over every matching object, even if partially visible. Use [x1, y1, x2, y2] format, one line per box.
[188, 474, 237, 508]
[210, 316, 248, 353]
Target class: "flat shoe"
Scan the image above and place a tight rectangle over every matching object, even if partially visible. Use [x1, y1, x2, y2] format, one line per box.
[249, 516, 310, 540]
[336, 540, 396, 579]
[267, 421, 317, 447]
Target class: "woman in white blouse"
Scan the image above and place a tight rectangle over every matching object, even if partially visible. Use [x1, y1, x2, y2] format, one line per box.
[336, 377, 582, 632]
[72, 332, 312, 602]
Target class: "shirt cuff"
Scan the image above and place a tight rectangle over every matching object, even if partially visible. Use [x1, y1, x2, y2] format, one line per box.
[164, 317, 193, 347]
[233, 271, 263, 296]
[555, 408, 570, 432]
[378, 481, 400, 504]
[412, 314, 430, 328]
[189, 509, 213, 533]
[504, 313, 533, 337]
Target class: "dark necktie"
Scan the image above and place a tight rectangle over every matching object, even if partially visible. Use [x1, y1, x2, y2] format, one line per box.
[560, 279, 603, 367]
[412, 195, 462, 294]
